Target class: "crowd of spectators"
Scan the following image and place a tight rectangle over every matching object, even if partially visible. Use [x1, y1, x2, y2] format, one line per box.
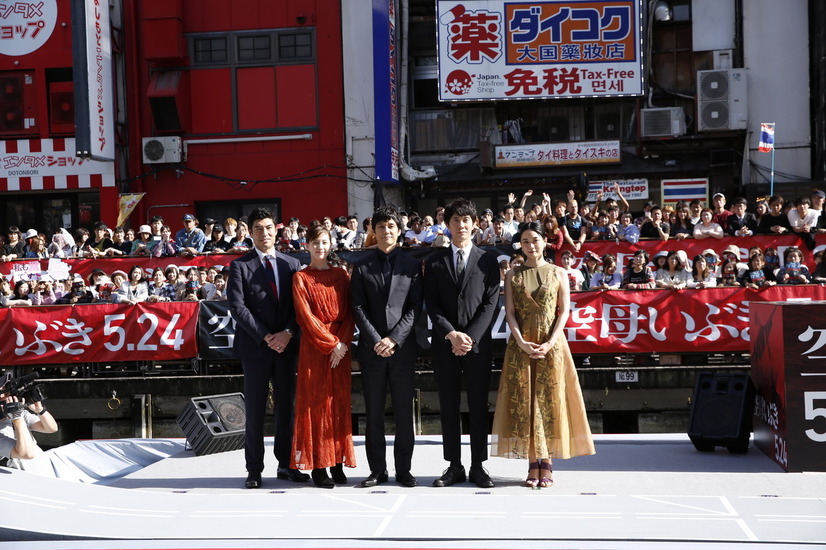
[1, 187, 825, 308]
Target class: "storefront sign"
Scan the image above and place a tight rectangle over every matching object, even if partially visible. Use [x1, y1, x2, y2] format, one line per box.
[494, 140, 620, 168]
[0, 0, 58, 56]
[587, 178, 648, 202]
[373, 0, 400, 182]
[437, 0, 644, 101]
[0, 138, 116, 191]
[72, 0, 115, 161]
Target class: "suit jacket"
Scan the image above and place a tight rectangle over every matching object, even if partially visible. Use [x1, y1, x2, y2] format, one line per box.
[227, 249, 301, 359]
[350, 249, 423, 363]
[423, 245, 500, 356]
[726, 212, 758, 236]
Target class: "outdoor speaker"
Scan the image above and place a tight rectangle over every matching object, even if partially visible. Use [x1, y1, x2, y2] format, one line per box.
[176, 392, 246, 456]
[688, 372, 753, 454]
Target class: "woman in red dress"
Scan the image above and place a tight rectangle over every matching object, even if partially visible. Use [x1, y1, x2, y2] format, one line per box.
[290, 222, 356, 488]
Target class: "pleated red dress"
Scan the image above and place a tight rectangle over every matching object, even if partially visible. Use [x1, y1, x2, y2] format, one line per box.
[290, 265, 357, 470]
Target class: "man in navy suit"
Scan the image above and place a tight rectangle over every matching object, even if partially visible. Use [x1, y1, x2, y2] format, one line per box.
[423, 198, 500, 488]
[227, 207, 309, 488]
[350, 206, 422, 488]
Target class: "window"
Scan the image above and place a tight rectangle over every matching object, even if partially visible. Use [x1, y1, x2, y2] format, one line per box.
[193, 37, 228, 64]
[237, 34, 272, 63]
[188, 28, 318, 133]
[278, 32, 313, 60]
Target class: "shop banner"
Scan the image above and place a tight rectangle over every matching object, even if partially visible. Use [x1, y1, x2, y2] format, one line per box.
[437, 0, 644, 101]
[0, 302, 199, 365]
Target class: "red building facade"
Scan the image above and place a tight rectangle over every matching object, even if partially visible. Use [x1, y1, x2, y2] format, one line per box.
[0, 0, 346, 234]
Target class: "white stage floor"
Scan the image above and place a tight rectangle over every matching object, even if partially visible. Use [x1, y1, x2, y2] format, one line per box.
[1, 434, 824, 550]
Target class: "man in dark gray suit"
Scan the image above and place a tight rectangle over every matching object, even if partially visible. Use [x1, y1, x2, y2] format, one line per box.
[227, 207, 309, 488]
[350, 206, 422, 488]
[423, 198, 500, 488]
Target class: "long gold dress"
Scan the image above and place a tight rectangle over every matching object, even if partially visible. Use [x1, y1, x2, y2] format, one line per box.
[491, 263, 596, 459]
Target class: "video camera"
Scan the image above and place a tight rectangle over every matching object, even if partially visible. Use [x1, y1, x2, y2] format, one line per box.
[0, 372, 47, 420]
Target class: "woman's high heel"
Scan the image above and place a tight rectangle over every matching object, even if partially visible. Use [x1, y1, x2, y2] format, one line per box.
[330, 463, 347, 485]
[525, 461, 540, 488]
[539, 460, 553, 488]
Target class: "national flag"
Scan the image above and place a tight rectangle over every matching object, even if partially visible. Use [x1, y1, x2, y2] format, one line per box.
[759, 123, 775, 153]
[661, 178, 708, 206]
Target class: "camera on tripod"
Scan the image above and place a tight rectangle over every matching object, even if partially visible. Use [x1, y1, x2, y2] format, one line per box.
[0, 372, 47, 420]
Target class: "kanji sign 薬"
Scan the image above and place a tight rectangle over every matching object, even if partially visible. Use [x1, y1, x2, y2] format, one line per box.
[437, 0, 643, 101]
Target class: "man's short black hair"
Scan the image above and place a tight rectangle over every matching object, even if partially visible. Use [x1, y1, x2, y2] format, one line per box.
[151, 215, 164, 223]
[445, 198, 477, 221]
[247, 208, 275, 227]
[732, 196, 748, 206]
[347, 215, 359, 223]
[334, 216, 347, 227]
[371, 206, 402, 230]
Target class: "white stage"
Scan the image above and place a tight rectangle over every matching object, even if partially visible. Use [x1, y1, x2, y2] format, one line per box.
[0, 434, 824, 550]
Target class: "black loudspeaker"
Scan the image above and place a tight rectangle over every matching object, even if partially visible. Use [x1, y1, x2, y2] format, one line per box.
[688, 372, 753, 454]
[176, 393, 246, 456]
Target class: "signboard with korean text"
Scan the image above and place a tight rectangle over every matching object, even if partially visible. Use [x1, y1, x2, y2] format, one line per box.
[494, 139, 620, 168]
[437, 0, 644, 101]
[586, 178, 648, 202]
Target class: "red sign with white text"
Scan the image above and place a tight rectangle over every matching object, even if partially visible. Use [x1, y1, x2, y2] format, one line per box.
[0, 302, 198, 365]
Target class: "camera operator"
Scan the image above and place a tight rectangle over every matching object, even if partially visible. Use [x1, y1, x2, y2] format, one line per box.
[0, 384, 57, 467]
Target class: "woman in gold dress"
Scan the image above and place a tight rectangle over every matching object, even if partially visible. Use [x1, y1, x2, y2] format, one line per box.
[491, 221, 595, 488]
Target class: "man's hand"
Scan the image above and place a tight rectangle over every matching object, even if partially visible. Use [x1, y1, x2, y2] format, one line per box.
[374, 337, 397, 358]
[264, 330, 292, 353]
[447, 331, 473, 356]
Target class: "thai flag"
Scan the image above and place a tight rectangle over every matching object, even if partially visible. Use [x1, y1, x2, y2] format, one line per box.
[759, 123, 775, 153]
[661, 178, 708, 206]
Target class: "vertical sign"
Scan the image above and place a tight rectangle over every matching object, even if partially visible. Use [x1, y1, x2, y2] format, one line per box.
[72, 0, 115, 161]
[437, 0, 644, 101]
[373, 0, 400, 182]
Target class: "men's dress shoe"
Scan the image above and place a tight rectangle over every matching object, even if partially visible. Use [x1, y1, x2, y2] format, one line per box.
[244, 472, 262, 489]
[277, 467, 310, 483]
[432, 465, 466, 487]
[396, 471, 418, 487]
[468, 466, 494, 488]
[360, 470, 389, 488]
[311, 468, 335, 489]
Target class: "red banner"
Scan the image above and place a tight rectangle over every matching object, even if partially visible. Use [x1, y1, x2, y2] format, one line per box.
[0, 302, 199, 365]
[562, 286, 826, 354]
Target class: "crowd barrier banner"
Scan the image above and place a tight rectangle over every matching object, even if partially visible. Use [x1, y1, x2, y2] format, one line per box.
[2, 234, 824, 281]
[3, 285, 823, 366]
[0, 302, 199, 366]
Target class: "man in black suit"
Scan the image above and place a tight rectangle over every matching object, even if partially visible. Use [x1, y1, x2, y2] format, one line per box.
[726, 197, 758, 237]
[423, 198, 500, 488]
[350, 206, 422, 488]
[227, 207, 309, 488]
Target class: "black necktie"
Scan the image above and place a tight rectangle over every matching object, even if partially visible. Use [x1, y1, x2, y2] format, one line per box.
[264, 255, 278, 300]
[456, 249, 465, 282]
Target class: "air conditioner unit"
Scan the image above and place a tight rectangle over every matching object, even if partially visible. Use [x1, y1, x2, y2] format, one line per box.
[697, 69, 748, 131]
[142, 136, 181, 163]
[640, 107, 686, 138]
